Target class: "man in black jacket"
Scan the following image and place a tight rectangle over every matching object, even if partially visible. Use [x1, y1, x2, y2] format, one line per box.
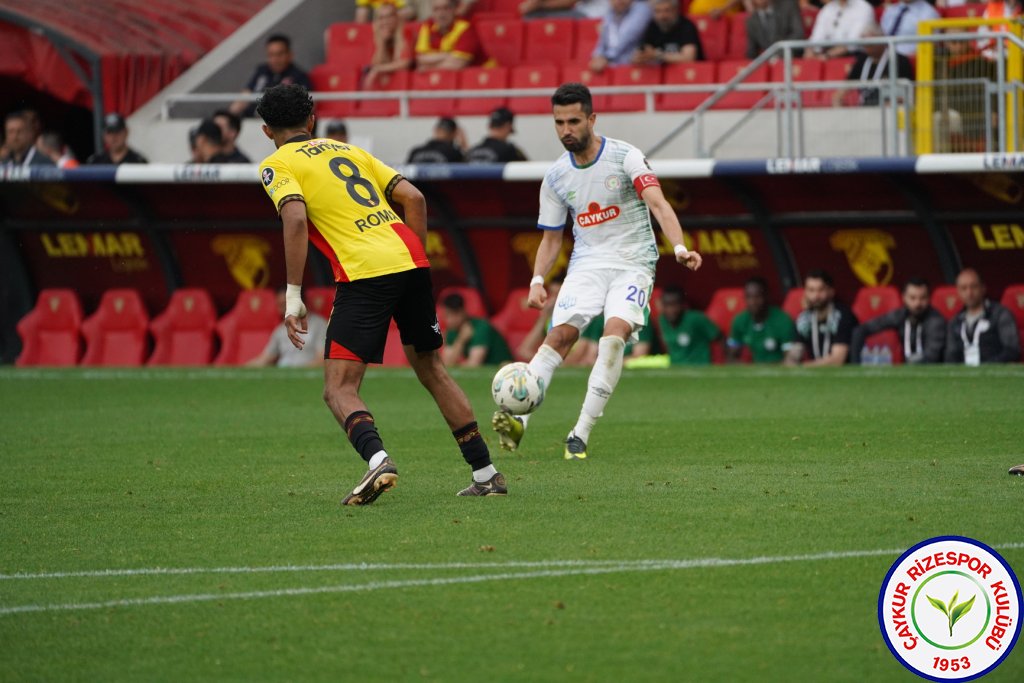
[850, 278, 946, 363]
[466, 108, 527, 163]
[944, 268, 1020, 365]
[407, 117, 465, 163]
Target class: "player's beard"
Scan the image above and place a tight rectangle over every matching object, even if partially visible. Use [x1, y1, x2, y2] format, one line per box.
[561, 129, 591, 154]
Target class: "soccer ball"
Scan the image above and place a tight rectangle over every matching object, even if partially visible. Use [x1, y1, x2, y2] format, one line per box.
[491, 362, 545, 415]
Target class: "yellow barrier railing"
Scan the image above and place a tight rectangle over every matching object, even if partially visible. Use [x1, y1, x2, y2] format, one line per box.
[915, 17, 1023, 153]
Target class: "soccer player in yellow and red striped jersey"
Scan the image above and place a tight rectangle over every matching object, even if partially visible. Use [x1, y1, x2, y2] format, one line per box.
[256, 83, 505, 503]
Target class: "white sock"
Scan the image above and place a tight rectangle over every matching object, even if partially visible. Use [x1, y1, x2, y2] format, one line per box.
[522, 343, 563, 428]
[368, 450, 388, 469]
[572, 336, 625, 444]
[473, 464, 497, 482]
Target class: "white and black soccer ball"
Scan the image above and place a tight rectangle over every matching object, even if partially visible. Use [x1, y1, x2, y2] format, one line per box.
[491, 362, 545, 415]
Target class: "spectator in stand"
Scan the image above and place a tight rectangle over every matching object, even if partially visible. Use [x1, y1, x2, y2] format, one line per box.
[212, 109, 251, 163]
[466, 108, 528, 163]
[589, 0, 652, 73]
[407, 117, 466, 162]
[35, 132, 79, 169]
[324, 120, 349, 142]
[356, 0, 415, 23]
[656, 285, 722, 365]
[807, 0, 875, 58]
[881, 0, 939, 57]
[944, 268, 1020, 364]
[415, 0, 486, 70]
[86, 113, 148, 165]
[746, 0, 805, 59]
[727, 277, 796, 363]
[247, 288, 328, 367]
[365, 2, 412, 88]
[193, 119, 235, 163]
[633, 0, 705, 65]
[1, 111, 53, 168]
[785, 270, 859, 366]
[832, 24, 914, 106]
[850, 278, 947, 364]
[231, 34, 311, 117]
[519, 0, 610, 20]
[440, 293, 513, 366]
[187, 126, 202, 163]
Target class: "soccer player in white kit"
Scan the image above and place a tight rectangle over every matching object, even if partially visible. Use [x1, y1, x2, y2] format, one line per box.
[492, 82, 702, 460]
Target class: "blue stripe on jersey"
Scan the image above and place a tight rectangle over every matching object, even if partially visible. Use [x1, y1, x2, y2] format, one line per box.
[537, 223, 564, 231]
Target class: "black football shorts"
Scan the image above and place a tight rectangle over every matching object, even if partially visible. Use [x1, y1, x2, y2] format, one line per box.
[324, 267, 443, 364]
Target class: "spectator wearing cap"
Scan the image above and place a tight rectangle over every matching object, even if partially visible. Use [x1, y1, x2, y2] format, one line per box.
[589, 0, 653, 73]
[86, 113, 148, 165]
[407, 117, 466, 163]
[36, 132, 79, 169]
[231, 34, 311, 117]
[212, 109, 251, 163]
[1, 111, 53, 168]
[324, 121, 348, 143]
[466, 108, 527, 163]
[193, 119, 235, 163]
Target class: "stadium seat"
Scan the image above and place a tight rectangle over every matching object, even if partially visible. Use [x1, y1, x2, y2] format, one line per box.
[324, 22, 374, 68]
[356, 71, 409, 117]
[769, 59, 824, 107]
[305, 286, 336, 320]
[490, 287, 541, 360]
[782, 287, 805, 320]
[704, 287, 746, 336]
[483, 0, 523, 13]
[476, 18, 524, 67]
[510, 64, 559, 113]
[658, 62, 716, 111]
[309, 65, 359, 118]
[213, 289, 279, 366]
[15, 288, 83, 367]
[455, 67, 509, 115]
[713, 59, 771, 109]
[524, 19, 575, 64]
[691, 16, 728, 61]
[148, 288, 217, 366]
[81, 289, 150, 366]
[381, 321, 410, 367]
[999, 284, 1024, 331]
[941, 5, 985, 18]
[606, 65, 660, 112]
[437, 286, 488, 318]
[726, 13, 749, 60]
[560, 65, 611, 111]
[815, 57, 855, 107]
[852, 286, 903, 364]
[574, 18, 602, 63]
[931, 285, 961, 320]
[410, 70, 459, 117]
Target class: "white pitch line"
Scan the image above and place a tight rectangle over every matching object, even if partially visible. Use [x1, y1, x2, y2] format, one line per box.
[2, 544, 1022, 616]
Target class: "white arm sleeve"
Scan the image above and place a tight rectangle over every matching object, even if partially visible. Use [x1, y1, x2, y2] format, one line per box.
[537, 175, 568, 230]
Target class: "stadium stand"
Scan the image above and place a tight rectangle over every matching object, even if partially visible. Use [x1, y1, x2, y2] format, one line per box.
[410, 70, 460, 117]
[691, 16, 728, 62]
[509, 64, 560, 113]
[659, 62, 717, 110]
[523, 19, 576, 64]
[1000, 284, 1024, 335]
[607, 65, 661, 113]
[81, 289, 150, 367]
[455, 67, 510, 115]
[714, 60, 771, 109]
[148, 288, 217, 367]
[851, 286, 903, 364]
[382, 322, 411, 367]
[704, 287, 746, 336]
[213, 289, 278, 366]
[324, 21, 374, 66]
[476, 18, 524, 67]
[308, 65, 360, 118]
[305, 287, 336, 321]
[15, 289, 83, 367]
[931, 285, 961, 320]
[769, 59, 824, 107]
[782, 287, 805, 320]
[490, 287, 541, 361]
[437, 285, 488, 318]
[356, 71, 409, 117]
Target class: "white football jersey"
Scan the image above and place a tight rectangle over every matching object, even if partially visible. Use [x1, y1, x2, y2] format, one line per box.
[537, 136, 661, 277]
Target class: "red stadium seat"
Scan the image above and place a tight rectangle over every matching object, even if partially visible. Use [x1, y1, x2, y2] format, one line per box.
[606, 65, 660, 112]
[81, 289, 150, 366]
[305, 287, 336, 321]
[782, 287, 805, 320]
[769, 58, 824, 107]
[15, 288, 83, 367]
[355, 71, 409, 117]
[816, 57, 856, 107]
[852, 286, 903, 364]
[455, 67, 509, 115]
[1000, 284, 1024, 331]
[476, 18, 524, 67]
[691, 15, 728, 61]
[713, 59, 771, 109]
[382, 322, 410, 367]
[658, 62, 716, 111]
[437, 286, 488, 318]
[931, 285, 961, 320]
[484, 0, 523, 13]
[574, 18, 602, 63]
[726, 12, 749, 60]
[510, 64, 559, 113]
[148, 288, 217, 366]
[524, 19, 575, 64]
[704, 287, 746, 336]
[560, 65, 611, 111]
[490, 287, 542, 360]
[214, 289, 279, 366]
[325, 22, 374, 68]
[410, 70, 459, 117]
[309, 64, 359, 118]
[941, 5, 985, 18]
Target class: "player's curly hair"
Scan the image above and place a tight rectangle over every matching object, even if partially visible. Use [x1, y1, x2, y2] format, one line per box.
[256, 83, 314, 131]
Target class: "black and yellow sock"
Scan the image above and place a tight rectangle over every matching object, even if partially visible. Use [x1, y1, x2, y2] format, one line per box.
[453, 421, 491, 471]
[345, 410, 385, 463]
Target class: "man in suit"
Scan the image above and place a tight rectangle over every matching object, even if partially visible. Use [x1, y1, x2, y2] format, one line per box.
[746, 0, 805, 59]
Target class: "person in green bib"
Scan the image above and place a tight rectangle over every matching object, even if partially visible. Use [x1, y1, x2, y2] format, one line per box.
[440, 293, 513, 367]
[657, 285, 721, 365]
[727, 277, 796, 363]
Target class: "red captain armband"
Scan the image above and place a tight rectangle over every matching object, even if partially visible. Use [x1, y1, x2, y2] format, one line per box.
[633, 173, 660, 194]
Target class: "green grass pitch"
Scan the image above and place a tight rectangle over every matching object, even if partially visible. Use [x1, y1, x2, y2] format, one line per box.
[0, 365, 1021, 682]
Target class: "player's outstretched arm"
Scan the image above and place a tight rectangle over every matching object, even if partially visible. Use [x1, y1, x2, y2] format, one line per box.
[528, 229, 564, 308]
[390, 178, 428, 245]
[641, 185, 702, 271]
[280, 199, 309, 349]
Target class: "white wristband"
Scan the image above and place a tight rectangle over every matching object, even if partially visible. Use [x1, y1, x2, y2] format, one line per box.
[530, 275, 545, 287]
[284, 283, 306, 319]
[673, 244, 688, 257]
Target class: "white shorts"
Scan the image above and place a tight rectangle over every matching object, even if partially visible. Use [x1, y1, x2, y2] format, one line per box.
[551, 269, 654, 343]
